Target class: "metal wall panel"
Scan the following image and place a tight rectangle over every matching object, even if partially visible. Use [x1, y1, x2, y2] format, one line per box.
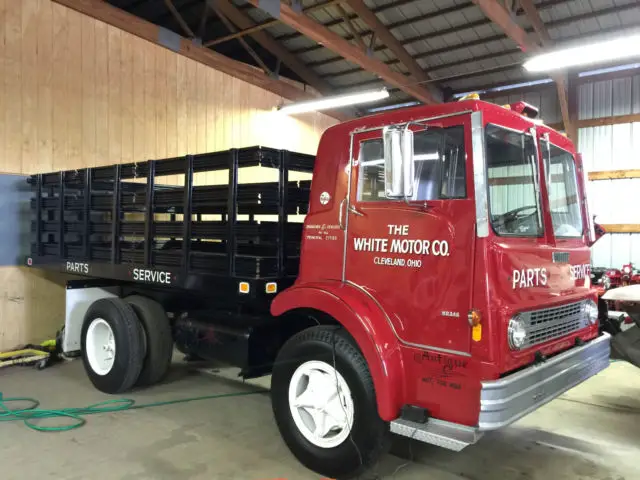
[491, 88, 561, 125]
[578, 74, 640, 267]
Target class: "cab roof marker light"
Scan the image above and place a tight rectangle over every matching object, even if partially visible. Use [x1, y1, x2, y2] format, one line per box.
[278, 88, 390, 115]
[524, 34, 640, 72]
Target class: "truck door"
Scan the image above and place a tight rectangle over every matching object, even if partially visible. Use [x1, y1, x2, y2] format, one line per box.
[343, 115, 475, 355]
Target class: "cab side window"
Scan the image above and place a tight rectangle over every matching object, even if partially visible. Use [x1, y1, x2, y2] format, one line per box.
[356, 125, 466, 202]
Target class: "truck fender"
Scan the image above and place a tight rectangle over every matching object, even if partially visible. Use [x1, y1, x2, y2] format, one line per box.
[271, 281, 404, 421]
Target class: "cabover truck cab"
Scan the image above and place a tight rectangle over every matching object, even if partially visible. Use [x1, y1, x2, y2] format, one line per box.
[27, 99, 610, 479]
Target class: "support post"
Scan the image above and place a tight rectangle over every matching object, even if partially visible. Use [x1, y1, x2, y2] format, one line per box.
[277, 150, 290, 277]
[35, 174, 43, 258]
[83, 169, 92, 260]
[144, 160, 156, 266]
[227, 149, 239, 277]
[182, 155, 194, 274]
[111, 164, 121, 264]
[57, 173, 64, 259]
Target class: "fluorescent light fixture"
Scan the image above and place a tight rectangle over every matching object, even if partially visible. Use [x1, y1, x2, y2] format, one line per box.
[278, 88, 389, 115]
[579, 62, 640, 78]
[524, 34, 640, 72]
[368, 101, 420, 113]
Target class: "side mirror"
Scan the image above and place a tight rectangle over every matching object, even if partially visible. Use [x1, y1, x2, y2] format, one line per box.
[383, 126, 414, 199]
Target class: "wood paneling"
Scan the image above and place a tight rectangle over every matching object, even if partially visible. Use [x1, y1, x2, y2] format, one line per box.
[0, 0, 337, 350]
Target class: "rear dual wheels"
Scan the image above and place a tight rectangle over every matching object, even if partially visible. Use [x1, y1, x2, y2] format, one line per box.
[81, 297, 173, 394]
[271, 326, 389, 479]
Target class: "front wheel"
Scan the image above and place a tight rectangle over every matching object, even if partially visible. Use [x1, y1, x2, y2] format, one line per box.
[271, 326, 389, 479]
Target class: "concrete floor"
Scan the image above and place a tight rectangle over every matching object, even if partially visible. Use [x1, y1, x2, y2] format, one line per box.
[1, 357, 639, 480]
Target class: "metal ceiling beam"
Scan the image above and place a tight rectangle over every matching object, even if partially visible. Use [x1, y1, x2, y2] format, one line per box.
[275, 0, 427, 43]
[312, 3, 637, 76]
[303, 0, 628, 69]
[204, 0, 343, 47]
[211, 0, 333, 94]
[293, 0, 565, 57]
[246, 0, 439, 104]
[344, 62, 522, 92]
[51, 0, 351, 122]
[345, 0, 429, 83]
[471, 0, 575, 140]
[325, 47, 523, 80]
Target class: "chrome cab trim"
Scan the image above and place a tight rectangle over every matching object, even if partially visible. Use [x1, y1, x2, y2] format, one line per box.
[478, 333, 610, 430]
[471, 111, 489, 238]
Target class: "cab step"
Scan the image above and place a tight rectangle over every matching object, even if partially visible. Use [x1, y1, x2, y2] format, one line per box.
[390, 417, 483, 451]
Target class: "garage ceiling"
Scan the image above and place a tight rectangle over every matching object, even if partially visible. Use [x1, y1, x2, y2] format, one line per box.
[108, 0, 640, 109]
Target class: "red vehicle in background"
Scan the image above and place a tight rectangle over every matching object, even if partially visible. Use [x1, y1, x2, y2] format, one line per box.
[599, 262, 640, 290]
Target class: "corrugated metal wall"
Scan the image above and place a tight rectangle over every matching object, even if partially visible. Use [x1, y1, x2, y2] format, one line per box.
[578, 74, 640, 268]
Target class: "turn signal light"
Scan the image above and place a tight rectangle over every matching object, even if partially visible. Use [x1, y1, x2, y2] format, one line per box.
[468, 309, 481, 327]
[265, 282, 277, 294]
[468, 309, 482, 342]
[239, 282, 250, 294]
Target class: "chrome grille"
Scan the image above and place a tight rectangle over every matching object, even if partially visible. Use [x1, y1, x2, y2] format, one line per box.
[520, 301, 589, 348]
[552, 252, 570, 263]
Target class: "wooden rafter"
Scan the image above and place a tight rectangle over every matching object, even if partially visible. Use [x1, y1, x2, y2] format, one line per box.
[335, 4, 367, 51]
[204, 0, 344, 47]
[346, 0, 429, 83]
[164, 0, 195, 38]
[517, 0, 577, 139]
[51, 0, 350, 121]
[246, 0, 439, 104]
[471, 0, 576, 140]
[211, 0, 333, 94]
[198, 0, 210, 39]
[213, 7, 273, 75]
[519, 0, 552, 46]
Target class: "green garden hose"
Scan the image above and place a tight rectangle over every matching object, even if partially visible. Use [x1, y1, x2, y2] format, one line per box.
[0, 390, 264, 432]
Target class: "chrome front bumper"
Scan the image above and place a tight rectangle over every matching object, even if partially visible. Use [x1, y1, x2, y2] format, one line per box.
[479, 333, 611, 431]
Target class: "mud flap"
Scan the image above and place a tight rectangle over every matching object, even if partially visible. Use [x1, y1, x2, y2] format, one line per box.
[611, 327, 640, 368]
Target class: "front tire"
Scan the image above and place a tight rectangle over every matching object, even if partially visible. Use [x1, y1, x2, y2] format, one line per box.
[271, 326, 389, 479]
[81, 298, 145, 394]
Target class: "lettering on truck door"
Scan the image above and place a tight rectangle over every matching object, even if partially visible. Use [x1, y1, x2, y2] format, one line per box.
[343, 116, 475, 354]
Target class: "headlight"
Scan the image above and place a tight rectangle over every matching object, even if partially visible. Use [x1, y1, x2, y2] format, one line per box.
[624, 266, 631, 274]
[584, 299, 598, 325]
[508, 315, 527, 350]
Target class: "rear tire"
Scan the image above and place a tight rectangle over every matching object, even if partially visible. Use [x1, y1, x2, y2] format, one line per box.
[271, 325, 389, 479]
[81, 298, 144, 394]
[125, 295, 173, 387]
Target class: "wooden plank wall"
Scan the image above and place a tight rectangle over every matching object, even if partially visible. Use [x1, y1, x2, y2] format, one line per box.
[0, 0, 337, 350]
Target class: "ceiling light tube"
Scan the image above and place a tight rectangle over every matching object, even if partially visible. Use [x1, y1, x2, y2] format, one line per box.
[278, 88, 389, 115]
[524, 33, 640, 72]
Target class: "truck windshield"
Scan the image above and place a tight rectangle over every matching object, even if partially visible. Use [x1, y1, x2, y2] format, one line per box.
[486, 125, 542, 237]
[542, 140, 583, 238]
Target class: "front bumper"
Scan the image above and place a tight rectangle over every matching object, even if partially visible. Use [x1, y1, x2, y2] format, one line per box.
[479, 333, 610, 430]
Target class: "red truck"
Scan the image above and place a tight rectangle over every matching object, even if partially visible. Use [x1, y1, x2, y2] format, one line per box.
[28, 99, 610, 479]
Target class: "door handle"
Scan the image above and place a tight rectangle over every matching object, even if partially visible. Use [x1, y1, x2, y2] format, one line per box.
[339, 198, 347, 230]
[349, 205, 364, 217]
